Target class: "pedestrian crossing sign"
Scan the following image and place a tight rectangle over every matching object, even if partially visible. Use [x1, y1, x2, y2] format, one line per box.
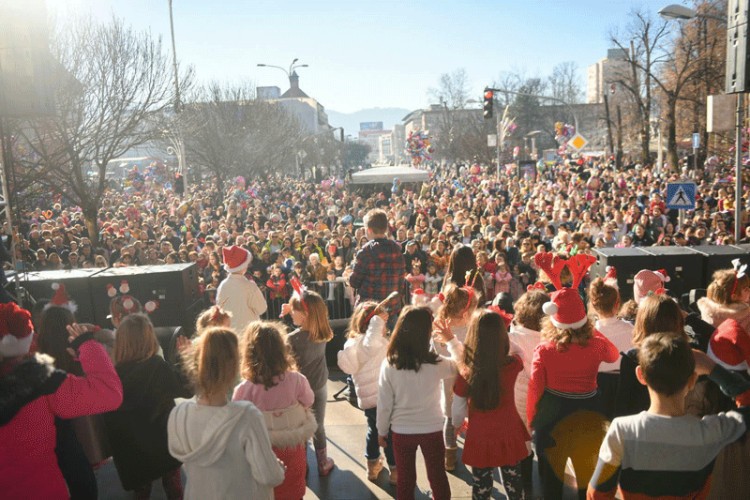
[666, 182, 696, 210]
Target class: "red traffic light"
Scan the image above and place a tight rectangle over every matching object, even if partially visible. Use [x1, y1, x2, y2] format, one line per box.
[484, 90, 494, 100]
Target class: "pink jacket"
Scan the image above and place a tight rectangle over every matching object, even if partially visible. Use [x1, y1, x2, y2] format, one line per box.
[0, 339, 123, 499]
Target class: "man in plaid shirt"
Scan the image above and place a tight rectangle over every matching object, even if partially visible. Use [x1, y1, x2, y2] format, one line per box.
[349, 209, 406, 318]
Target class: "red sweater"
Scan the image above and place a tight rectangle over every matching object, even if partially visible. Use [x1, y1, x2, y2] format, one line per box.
[527, 331, 619, 425]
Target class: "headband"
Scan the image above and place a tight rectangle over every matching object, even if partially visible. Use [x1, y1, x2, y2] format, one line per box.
[731, 258, 748, 297]
[527, 282, 546, 292]
[290, 276, 309, 312]
[487, 305, 514, 328]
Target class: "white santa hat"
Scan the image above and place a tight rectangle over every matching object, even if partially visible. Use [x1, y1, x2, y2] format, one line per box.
[543, 288, 588, 330]
[0, 302, 35, 358]
[222, 245, 252, 274]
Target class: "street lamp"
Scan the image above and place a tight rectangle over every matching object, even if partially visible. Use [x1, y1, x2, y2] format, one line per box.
[659, 3, 743, 241]
[257, 59, 309, 86]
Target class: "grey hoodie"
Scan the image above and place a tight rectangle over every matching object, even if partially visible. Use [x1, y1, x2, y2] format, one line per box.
[168, 399, 284, 500]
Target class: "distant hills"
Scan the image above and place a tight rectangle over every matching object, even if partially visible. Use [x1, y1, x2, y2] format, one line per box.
[327, 107, 411, 136]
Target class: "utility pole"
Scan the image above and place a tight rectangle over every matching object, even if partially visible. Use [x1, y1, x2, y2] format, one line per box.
[603, 92, 614, 157]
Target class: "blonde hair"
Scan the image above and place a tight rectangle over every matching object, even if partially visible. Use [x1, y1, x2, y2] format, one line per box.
[290, 291, 333, 342]
[347, 301, 378, 339]
[707, 269, 750, 305]
[193, 327, 239, 397]
[196, 305, 232, 332]
[541, 316, 594, 352]
[438, 283, 478, 320]
[113, 313, 159, 365]
[240, 322, 297, 389]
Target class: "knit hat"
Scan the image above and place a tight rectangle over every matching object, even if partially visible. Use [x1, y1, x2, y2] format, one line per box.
[48, 283, 77, 314]
[222, 245, 252, 273]
[543, 288, 588, 329]
[633, 269, 670, 305]
[0, 302, 34, 358]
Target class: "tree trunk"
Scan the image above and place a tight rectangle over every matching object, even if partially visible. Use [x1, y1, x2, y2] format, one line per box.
[214, 172, 224, 194]
[83, 206, 99, 248]
[666, 95, 679, 171]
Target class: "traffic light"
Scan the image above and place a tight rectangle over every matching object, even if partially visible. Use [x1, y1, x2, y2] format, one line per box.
[483, 88, 494, 119]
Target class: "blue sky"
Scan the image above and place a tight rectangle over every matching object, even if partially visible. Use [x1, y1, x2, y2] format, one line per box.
[47, 0, 665, 113]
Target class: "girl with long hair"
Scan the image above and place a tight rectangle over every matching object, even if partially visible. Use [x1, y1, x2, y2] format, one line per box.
[168, 328, 285, 500]
[442, 244, 485, 304]
[527, 253, 619, 500]
[281, 287, 336, 475]
[434, 284, 478, 471]
[233, 322, 316, 499]
[376, 306, 460, 500]
[451, 310, 530, 500]
[105, 314, 190, 499]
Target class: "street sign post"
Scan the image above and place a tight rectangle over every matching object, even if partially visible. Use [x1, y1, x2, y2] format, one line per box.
[666, 182, 697, 210]
[568, 133, 588, 152]
[667, 182, 697, 228]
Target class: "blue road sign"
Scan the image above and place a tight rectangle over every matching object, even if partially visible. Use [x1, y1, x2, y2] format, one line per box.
[666, 182, 696, 210]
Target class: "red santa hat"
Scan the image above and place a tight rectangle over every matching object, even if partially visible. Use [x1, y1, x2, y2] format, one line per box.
[48, 283, 77, 314]
[411, 288, 429, 306]
[633, 269, 670, 305]
[222, 245, 252, 274]
[604, 266, 618, 288]
[0, 302, 34, 358]
[543, 288, 588, 329]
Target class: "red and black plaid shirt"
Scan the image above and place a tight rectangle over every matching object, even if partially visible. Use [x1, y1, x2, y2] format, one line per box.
[349, 238, 406, 306]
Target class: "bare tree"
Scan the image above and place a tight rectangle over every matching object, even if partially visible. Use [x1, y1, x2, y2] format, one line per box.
[548, 62, 584, 105]
[13, 18, 186, 244]
[181, 81, 305, 191]
[610, 10, 671, 165]
[428, 68, 471, 109]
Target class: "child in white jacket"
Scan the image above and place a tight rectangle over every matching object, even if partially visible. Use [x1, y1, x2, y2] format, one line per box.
[338, 302, 396, 483]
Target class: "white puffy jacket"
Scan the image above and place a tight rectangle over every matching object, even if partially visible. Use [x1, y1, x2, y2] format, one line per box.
[337, 315, 388, 410]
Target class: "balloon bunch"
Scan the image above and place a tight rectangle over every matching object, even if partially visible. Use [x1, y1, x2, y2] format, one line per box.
[555, 122, 576, 153]
[405, 130, 433, 165]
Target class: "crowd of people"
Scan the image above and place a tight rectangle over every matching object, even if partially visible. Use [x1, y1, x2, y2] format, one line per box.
[10, 158, 750, 312]
[3, 156, 750, 499]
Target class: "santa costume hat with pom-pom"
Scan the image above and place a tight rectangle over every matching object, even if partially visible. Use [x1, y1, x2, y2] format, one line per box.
[222, 245, 252, 274]
[604, 266, 618, 288]
[534, 252, 596, 330]
[0, 302, 35, 358]
[48, 283, 77, 314]
[633, 269, 670, 305]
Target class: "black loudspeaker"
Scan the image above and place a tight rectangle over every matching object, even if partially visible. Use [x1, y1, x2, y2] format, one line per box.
[18, 269, 104, 324]
[692, 245, 749, 286]
[591, 248, 653, 301]
[642, 247, 705, 300]
[726, 0, 750, 93]
[89, 263, 202, 331]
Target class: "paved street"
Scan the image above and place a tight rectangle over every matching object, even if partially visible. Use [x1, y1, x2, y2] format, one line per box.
[97, 371, 580, 499]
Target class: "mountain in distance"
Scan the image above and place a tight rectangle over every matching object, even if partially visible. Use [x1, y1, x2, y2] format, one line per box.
[327, 107, 411, 136]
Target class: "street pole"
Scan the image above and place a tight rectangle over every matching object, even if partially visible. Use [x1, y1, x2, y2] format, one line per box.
[496, 110, 501, 180]
[736, 92, 744, 242]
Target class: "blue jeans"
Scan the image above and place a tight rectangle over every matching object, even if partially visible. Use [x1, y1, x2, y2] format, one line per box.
[364, 407, 395, 466]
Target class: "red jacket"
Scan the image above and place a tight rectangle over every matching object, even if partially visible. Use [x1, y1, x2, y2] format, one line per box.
[0, 338, 123, 499]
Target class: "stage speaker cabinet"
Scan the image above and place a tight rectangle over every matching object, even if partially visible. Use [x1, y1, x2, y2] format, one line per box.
[18, 269, 104, 324]
[642, 247, 704, 300]
[692, 245, 749, 286]
[726, 0, 750, 93]
[591, 248, 654, 301]
[89, 263, 202, 330]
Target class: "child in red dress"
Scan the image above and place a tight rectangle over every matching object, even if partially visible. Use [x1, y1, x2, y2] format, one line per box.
[451, 309, 530, 500]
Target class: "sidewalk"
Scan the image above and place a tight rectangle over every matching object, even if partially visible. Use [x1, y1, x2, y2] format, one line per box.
[96, 371, 579, 499]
